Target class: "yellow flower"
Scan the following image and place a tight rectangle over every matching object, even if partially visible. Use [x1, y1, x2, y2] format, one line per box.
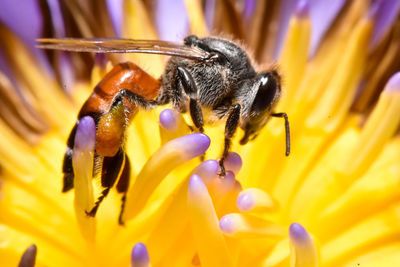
[1, 0, 400, 266]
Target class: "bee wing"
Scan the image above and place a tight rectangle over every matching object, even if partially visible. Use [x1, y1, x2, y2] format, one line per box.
[36, 38, 211, 60]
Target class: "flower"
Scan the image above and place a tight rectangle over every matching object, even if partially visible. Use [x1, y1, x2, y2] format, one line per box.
[1, 0, 400, 266]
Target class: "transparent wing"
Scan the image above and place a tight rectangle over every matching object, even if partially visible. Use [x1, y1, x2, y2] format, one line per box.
[36, 38, 211, 60]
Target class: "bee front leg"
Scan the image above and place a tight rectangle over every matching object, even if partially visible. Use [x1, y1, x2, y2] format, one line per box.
[176, 66, 207, 160]
[219, 104, 241, 176]
[176, 66, 204, 133]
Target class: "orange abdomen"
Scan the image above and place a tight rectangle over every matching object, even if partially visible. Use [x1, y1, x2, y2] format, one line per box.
[78, 62, 161, 156]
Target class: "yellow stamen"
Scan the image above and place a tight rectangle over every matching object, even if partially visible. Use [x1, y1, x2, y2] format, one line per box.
[187, 174, 233, 267]
[237, 188, 278, 213]
[220, 213, 285, 238]
[289, 224, 319, 267]
[337, 75, 400, 183]
[184, 0, 209, 37]
[278, 11, 311, 111]
[123, 133, 210, 221]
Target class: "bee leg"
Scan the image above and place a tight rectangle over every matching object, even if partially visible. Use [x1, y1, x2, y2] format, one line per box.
[62, 124, 78, 192]
[177, 66, 206, 161]
[271, 112, 290, 156]
[86, 149, 125, 217]
[219, 104, 241, 176]
[116, 154, 131, 225]
[112, 89, 159, 110]
[176, 66, 204, 133]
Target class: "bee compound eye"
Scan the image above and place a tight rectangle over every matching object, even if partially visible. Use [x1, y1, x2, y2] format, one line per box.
[251, 74, 278, 113]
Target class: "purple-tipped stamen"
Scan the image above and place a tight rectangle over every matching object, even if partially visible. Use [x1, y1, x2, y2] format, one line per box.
[219, 214, 236, 235]
[188, 174, 206, 195]
[159, 109, 178, 131]
[289, 223, 311, 245]
[176, 133, 210, 158]
[384, 72, 400, 93]
[224, 152, 242, 174]
[237, 192, 254, 212]
[131, 242, 150, 267]
[74, 116, 96, 152]
[221, 171, 235, 191]
[18, 244, 37, 267]
[192, 159, 220, 184]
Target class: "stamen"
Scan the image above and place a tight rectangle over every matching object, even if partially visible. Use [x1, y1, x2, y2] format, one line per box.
[237, 188, 278, 213]
[123, 133, 210, 221]
[18, 244, 37, 267]
[278, 0, 310, 110]
[183, 0, 209, 37]
[338, 72, 400, 184]
[131, 242, 150, 267]
[72, 116, 96, 242]
[306, 15, 372, 131]
[289, 223, 318, 267]
[159, 109, 191, 144]
[192, 159, 220, 185]
[208, 171, 236, 213]
[143, 160, 219, 265]
[219, 213, 285, 238]
[224, 152, 242, 175]
[188, 174, 233, 267]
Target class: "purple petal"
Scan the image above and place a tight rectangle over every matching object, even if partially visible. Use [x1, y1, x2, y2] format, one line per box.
[46, 0, 66, 38]
[0, 0, 53, 74]
[243, 0, 257, 20]
[106, 0, 123, 37]
[154, 0, 189, 41]
[204, 0, 216, 30]
[0, 0, 42, 49]
[369, 0, 400, 49]
[274, 0, 346, 59]
[131, 242, 150, 267]
[308, 0, 346, 57]
[295, 0, 310, 18]
[74, 116, 96, 152]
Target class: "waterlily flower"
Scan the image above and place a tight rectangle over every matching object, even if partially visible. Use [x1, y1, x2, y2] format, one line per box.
[1, 0, 400, 266]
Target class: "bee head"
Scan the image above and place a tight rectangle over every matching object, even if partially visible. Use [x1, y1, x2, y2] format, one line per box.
[239, 71, 281, 145]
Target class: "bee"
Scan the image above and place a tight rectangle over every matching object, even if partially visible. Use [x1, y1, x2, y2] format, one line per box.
[37, 35, 290, 224]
